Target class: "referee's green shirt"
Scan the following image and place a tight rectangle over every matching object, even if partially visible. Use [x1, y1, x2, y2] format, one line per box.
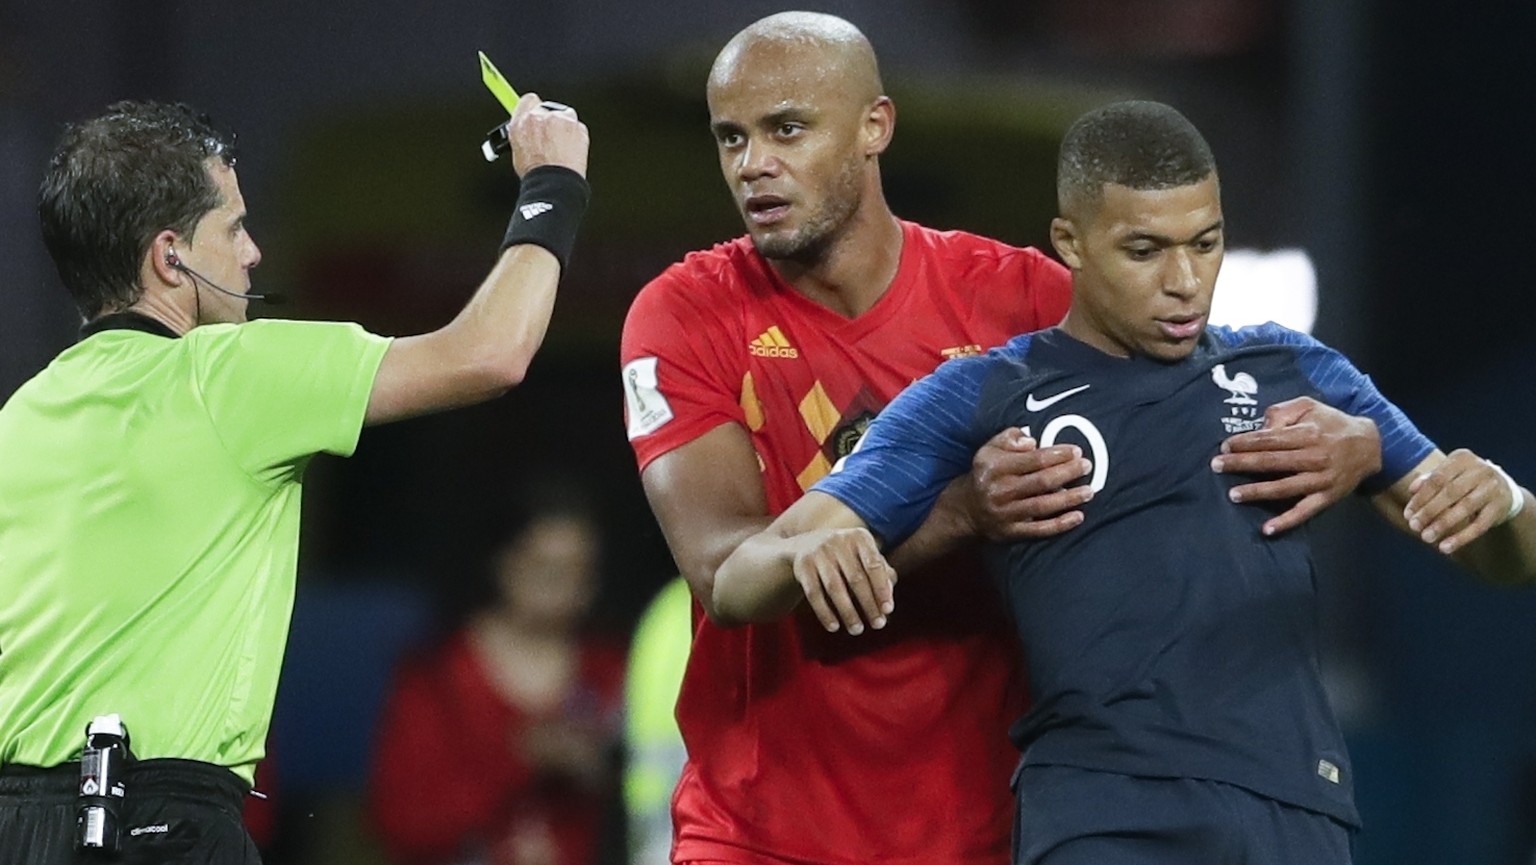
[0, 318, 390, 783]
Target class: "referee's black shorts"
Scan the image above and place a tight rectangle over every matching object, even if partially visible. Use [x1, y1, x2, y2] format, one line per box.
[0, 758, 261, 864]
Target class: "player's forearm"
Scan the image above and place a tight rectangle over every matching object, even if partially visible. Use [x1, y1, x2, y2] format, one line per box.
[887, 474, 975, 571]
[712, 532, 806, 625]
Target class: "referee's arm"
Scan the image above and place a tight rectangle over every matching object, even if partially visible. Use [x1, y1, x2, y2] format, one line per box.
[366, 92, 589, 426]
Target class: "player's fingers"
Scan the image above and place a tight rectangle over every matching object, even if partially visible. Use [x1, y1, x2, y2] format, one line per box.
[1213, 446, 1328, 477]
[830, 538, 885, 632]
[855, 541, 897, 620]
[1417, 474, 1495, 546]
[1261, 491, 1330, 537]
[1226, 472, 1323, 504]
[1402, 468, 1451, 527]
[1404, 461, 1479, 533]
[794, 558, 843, 633]
[977, 444, 1080, 484]
[1000, 509, 1085, 540]
[1220, 424, 1316, 455]
[1261, 396, 1319, 429]
[983, 456, 1091, 504]
[1434, 500, 1502, 554]
[814, 541, 871, 635]
[980, 427, 1039, 453]
[989, 485, 1093, 523]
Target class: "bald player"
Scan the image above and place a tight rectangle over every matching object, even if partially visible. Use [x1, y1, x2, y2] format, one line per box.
[619, 13, 1384, 865]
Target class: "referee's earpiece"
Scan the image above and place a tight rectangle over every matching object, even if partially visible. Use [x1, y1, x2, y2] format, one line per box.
[155, 246, 283, 304]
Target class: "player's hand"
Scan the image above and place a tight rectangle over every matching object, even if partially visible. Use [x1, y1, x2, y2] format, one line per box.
[1404, 449, 1516, 555]
[506, 91, 589, 178]
[1214, 397, 1381, 536]
[965, 427, 1092, 540]
[789, 527, 896, 635]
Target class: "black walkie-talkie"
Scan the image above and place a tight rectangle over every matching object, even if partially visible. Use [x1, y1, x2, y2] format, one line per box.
[76, 714, 130, 854]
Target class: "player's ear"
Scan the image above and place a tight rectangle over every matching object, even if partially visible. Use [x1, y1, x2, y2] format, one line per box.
[862, 96, 895, 157]
[1050, 217, 1084, 270]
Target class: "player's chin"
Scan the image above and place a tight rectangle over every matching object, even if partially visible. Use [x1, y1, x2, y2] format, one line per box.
[1144, 337, 1200, 364]
[748, 229, 804, 260]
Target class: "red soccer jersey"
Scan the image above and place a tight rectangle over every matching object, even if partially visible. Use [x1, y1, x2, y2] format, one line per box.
[620, 221, 1072, 865]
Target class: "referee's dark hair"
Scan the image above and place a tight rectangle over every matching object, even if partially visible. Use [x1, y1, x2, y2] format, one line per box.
[1056, 100, 1216, 218]
[38, 100, 237, 319]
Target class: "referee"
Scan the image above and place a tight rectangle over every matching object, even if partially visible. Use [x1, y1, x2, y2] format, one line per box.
[0, 93, 589, 864]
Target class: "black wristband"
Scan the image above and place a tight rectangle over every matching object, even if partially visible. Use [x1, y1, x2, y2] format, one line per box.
[499, 165, 591, 271]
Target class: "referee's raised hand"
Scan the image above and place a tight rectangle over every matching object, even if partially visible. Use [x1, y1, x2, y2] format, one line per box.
[506, 91, 588, 178]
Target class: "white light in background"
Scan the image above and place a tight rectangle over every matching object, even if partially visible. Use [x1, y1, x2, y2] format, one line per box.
[1210, 248, 1318, 334]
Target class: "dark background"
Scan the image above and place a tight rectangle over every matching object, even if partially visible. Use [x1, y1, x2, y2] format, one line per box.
[3, 1, 1533, 862]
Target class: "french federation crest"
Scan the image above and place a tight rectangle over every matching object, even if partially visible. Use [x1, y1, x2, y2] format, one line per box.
[1212, 364, 1264, 433]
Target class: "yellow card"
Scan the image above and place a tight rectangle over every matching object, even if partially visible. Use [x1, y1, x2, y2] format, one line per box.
[478, 51, 520, 115]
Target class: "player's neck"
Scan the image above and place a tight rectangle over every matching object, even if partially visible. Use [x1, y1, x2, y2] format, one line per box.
[771, 206, 903, 319]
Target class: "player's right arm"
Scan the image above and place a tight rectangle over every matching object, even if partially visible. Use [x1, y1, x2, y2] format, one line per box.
[366, 93, 590, 426]
[894, 430, 1091, 563]
[643, 421, 1077, 628]
[623, 270, 907, 627]
[714, 354, 1001, 632]
[714, 491, 894, 634]
[639, 423, 776, 624]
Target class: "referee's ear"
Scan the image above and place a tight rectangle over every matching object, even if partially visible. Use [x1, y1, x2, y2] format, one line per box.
[147, 230, 185, 288]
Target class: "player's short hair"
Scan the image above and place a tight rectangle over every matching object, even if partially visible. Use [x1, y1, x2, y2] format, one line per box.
[38, 100, 237, 318]
[1057, 100, 1216, 216]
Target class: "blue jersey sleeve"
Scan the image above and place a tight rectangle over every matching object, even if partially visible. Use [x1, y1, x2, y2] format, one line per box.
[1227, 324, 1436, 493]
[811, 354, 1000, 548]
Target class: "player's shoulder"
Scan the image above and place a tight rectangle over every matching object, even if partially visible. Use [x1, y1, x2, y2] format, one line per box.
[906, 221, 1055, 273]
[632, 237, 762, 307]
[623, 237, 768, 353]
[624, 237, 769, 336]
[902, 221, 1070, 327]
[926, 329, 1044, 391]
[1206, 321, 1323, 352]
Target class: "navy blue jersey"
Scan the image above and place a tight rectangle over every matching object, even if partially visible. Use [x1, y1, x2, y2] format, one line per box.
[814, 324, 1436, 827]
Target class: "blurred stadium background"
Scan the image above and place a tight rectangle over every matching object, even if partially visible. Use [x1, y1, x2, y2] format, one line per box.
[2, 0, 1533, 862]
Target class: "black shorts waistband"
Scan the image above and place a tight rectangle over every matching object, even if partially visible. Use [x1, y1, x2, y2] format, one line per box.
[0, 758, 250, 811]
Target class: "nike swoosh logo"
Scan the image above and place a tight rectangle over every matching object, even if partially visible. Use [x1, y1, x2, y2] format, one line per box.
[1025, 384, 1091, 411]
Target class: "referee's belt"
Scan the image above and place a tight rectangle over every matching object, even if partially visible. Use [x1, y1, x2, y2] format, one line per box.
[0, 758, 250, 813]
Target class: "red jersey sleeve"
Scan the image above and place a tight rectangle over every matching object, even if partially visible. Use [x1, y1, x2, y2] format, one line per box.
[620, 260, 749, 473]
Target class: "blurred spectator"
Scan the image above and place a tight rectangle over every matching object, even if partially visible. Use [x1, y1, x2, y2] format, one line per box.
[621, 576, 690, 865]
[369, 491, 625, 865]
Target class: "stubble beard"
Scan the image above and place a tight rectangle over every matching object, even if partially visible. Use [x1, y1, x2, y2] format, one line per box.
[751, 160, 863, 266]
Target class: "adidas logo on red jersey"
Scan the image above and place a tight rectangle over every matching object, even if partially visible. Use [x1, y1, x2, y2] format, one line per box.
[749, 326, 799, 359]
